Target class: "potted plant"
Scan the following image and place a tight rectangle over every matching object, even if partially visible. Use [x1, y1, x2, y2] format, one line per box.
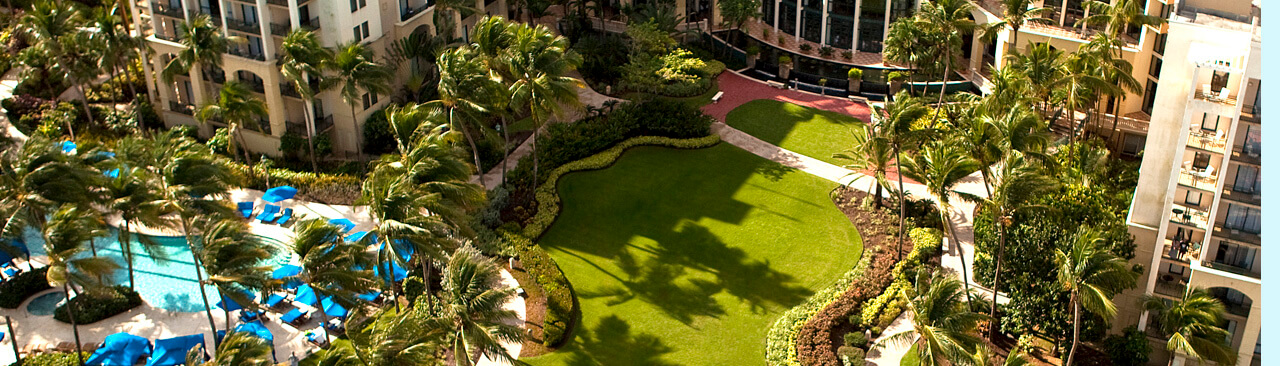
[799, 43, 813, 54]
[746, 45, 761, 68]
[819, 46, 834, 58]
[888, 71, 907, 95]
[847, 68, 863, 94]
[778, 55, 793, 80]
[818, 78, 828, 95]
[762, 27, 771, 39]
[777, 34, 787, 46]
[841, 50, 853, 60]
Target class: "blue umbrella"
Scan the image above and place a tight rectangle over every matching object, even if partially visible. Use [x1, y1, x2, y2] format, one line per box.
[344, 231, 369, 243]
[356, 290, 381, 302]
[215, 294, 243, 311]
[60, 141, 76, 154]
[294, 284, 318, 306]
[104, 168, 120, 178]
[320, 296, 349, 318]
[86, 332, 152, 366]
[271, 265, 301, 279]
[146, 335, 205, 366]
[233, 321, 274, 343]
[261, 186, 298, 203]
[328, 218, 356, 232]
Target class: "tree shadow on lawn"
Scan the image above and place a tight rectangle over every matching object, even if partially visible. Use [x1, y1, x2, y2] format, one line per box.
[725, 99, 864, 150]
[562, 315, 681, 366]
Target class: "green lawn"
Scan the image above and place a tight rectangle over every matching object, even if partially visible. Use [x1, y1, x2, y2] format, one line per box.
[725, 99, 866, 166]
[525, 144, 863, 365]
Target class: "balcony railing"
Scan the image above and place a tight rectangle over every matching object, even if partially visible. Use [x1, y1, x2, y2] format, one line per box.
[155, 32, 181, 42]
[1154, 274, 1188, 297]
[225, 17, 260, 34]
[1213, 224, 1261, 245]
[1240, 104, 1260, 122]
[280, 83, 301, 98]
[315, 114, 335, 133]
[151, 2, 184, 18]
[1177, 169, 1218, 191]
[301, 17, 320, 30]
[1186, 129, 1227, 153]
[202, 70, 226, 84]
[1161, 240, 1200, 263]
[267, 0, 311, 6]
[1193, 89, 1238, 106]
[270, 22, 290, 36]
[1202, 260, 1260, 279]
[226, 47, 266, 61]
[285, 121, 308, 135]
[400, 2, 431, 21]
[1231, 145, 1260, 166]
[1170, 203, 1211, 230]
[1221, 184, 1261, 206]
[168, 101, 194, 115]
[244, 80, 265, 94]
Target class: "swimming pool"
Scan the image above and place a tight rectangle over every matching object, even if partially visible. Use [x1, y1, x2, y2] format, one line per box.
[26, 291, 65, 316]
[20, 227, 295, 313]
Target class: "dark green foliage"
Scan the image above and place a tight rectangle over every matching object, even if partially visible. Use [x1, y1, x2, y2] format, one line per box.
[226, 163, 361, 204]
[573, 34, 628, 88]
[362, 106, 396, 155]
[54, 286, 143, 324]
[1, 94, 50, 134]
[8, 352, 90, 366]
[0, 267, 52, 308]
[843, 331, 868, 349]
[403, 276, 425, 305]
[836, 346, 865, 366]
[279, 131, 309, 159]
[499, 229, 575, 347]
[1103, 326, 1151, 366]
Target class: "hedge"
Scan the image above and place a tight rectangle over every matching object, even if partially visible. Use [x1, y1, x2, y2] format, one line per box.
[8, 352, 90, 366]
[499, 229, 576, 347]
[766, 246, 879, 366]
[228, 163, 362, 205]
[0, 267, 52, 309]
[521, 135, 722, 239]
[54, 286, 143, 324]
[858, 228, 942, 330]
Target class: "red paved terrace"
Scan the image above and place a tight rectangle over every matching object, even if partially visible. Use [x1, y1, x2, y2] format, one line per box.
[701, 71, 873, 123]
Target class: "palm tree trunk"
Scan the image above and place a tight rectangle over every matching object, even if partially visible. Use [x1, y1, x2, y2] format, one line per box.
[1108, 95, 1124, 143]
[988, 222, 1006, 338]
[74, 82, 97, 129]
[874, 181, 883, 209]
[316, 304, 333, 344]
[303, 99, 319, 173]
[895, 147, 907, 261]
[62, 283, 85, 366]
[979, 168, 993, 198]
[122, 219, 135, 290]
[456, 115, 485, 178]
[1067, 105, 1077, 167]
[6, 315, 20, 364]
[122, 57, 139, 103]
[221, 293, 232, 332]
[941, 204, 973, 306]
[351, 105, 365, 171]
[499, 115, 510, 186]
[1066, 294, 1081, 366]
[929, 60, 951, 128]
[1011, 26, 1019, 55]
[531, 109, 541, 191]
[180, 217, 222, 349]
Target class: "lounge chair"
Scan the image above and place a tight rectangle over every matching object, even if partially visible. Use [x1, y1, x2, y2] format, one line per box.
[81, 342, 100, 354]
[256, 204, 281, 223]
[281, 308, 310, 326]
[20, 343, 45, 356]
[237, 202, 255, 219]
[274, 208, 294, 225]
[263, 293, 287, 309]
[2, 267, 18, 278]
[240, 309, 265, 323]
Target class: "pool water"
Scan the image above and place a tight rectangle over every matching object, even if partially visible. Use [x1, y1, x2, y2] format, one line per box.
[26, 292, 65, 316]
[20, 227, 295, 313]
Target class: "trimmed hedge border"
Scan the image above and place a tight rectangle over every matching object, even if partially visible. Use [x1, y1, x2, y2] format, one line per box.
[767, 246, 879, 366]
[54, 286, 143, 324]
[521, 134, 722, 239]
[510, 134, 721, 347]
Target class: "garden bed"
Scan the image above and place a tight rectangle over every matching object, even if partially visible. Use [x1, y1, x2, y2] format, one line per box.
[54, 286, 143, 324]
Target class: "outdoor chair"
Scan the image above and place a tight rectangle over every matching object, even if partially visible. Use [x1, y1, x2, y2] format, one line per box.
[263, 293, 287, 309]
[281, 308, 310, 326]
[256, 205, 282, 223]
[20, 343, 45, 356]
[237, 202, 255, 219]
[275, 208, 294, 225]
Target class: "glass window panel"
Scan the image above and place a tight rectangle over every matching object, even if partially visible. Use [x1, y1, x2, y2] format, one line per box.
[827, 15, 854, 49]
[801, 9, 822, 43]
[779, 0, 797, 35]
[857, 0, 885, 52]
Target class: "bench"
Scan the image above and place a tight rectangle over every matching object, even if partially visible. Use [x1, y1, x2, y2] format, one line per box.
[711, 91, 725, 103]
[767, 80, 786, 89]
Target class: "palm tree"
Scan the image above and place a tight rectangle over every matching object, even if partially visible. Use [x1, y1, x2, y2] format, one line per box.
[900, 138, 980, 302]
[88, 5, 142, 103]
[986, 0, 1053, 55]
[1059, 51, 1117, 165]
[0, 138, 100, 259]
[287, 219, 378, 344]
[438, 246, 524, 366]
[973, 344, 1031, 366]
[913, 0, 976, 107]
[973, 150, 1057, 336]
[469, 16, 518, 185]
[833, 126, 891, 207]
[1006, 43, 1064, 116]
[505, 20, 584, 189]
[1140, 289, 1237, 366]
[1054, 227, 1137, 366]
[881, 272, 986, 366]
[18, 0, 99, 133]
[874, 91, 930, 260]
[1081, 0, 1165, 42]
[1081, 35, 1142, 143]
[43, 204, 120, 366]
[327, 40, 393, 167]
[428, 46, 505, 177]
[953, 107, 1003, 196]
[102, 164, 168, 290]
[279, 29, 334, 172]
[308, 302, 449, 365]
[198, 219, 276, 332]
[433, 0, 478, 38]
[186, 331, 274, 366]
[195, 82, 269, 163]
[162, 14, 241, 107]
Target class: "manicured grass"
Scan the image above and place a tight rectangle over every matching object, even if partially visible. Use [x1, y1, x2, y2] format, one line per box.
[901, 344, 921, 366]
[725, 99, 866, 166]
[525, 144, 863, 365]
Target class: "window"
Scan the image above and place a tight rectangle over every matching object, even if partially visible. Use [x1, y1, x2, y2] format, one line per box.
[1233, 165, 1259, 193]
[1153, 32, 1167, 54]
[763, 0, 775, 26]
[1122, 134, 1146, 156]
[778, 0, 797, 35]
[1184, 190, 1202, 206]
[362, 93, 372, 109]
[352, 25, 361, 41]
[1200, 113, 1219, 131]
[1165, 263, 1185, 275]
[1142, 80, 1158, 114]
[1241, 124, 1260, 157]
[362, 21, 370, 39]
[350, 0, 357, 12]
[1211, 70, 1230, 91]
[1214, 241, 1256, 271]
[1148, 56, 1162, 79]
[1223, 204, 1261, 234]
[1191, 152, 1209, 170]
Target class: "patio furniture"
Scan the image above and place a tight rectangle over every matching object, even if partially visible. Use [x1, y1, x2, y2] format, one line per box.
[3, 267, 18, 278]
[257, 204, 282, 223]
[86, 332, 152, 366]
[146, 335, 205, 366]
[82, 342, 100, 353]
[237, 202, 255, 219]
[275, 208, 294, 225]
[711, 91, 725, 103]
[20, 343, 45, 356]
[327, 218, 356, 232]
[240, 309, 265, 323]
[281, 308, 310, 326]
[264, 293, 287, 309]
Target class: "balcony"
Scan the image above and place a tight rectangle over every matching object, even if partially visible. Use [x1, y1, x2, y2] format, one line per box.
[1161, 240, 1200, 263]
[1193, 88, 1238, 106]
[1170, 203, 1211, 230]
[300, 17, 320, 30]
[1240, 104, 1259, 123]
[285, 121, 308, 135]
[1231, 146, 1260, 166]
[243, 80, 265, 94]
[1221, 184, 1260, 206]
[155, 32, 181, 42]
[1154, 274, 1188, 297]
[266, 0, 311, 6]
[1213, 224, 1260, 245]
[270, 22, 290, 36]
[202, 69, 226, 84]
[1186, 129, 1227, 154]
[151, 2, 184, 18]
[225, 17, 260, 34]
[168, 101, 194, 115]
[1177, 169, 1218, 191]
[1202, 260, 1260, 280]
[280, 83, 301, 98]
[226, 47, 267, 61]
[315, 114, 335, 133]
[400, 3, 432, 21]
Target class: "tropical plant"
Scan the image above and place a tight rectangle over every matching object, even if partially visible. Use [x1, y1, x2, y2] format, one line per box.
[1058, 50, 1117, 165]
[327, 40, 393, 168]
[833, 126, 891, 207]
[913, 0, 977, 105]
[973, 344, 1031, 366]
[504, 20, 584, 190]
[874, 91, 931, 260]
[196, 82, 269, 163]
[900, 138, 980, 302]
[186, 331, 273, 366]
[1005, 42, 1064, 115]
[43, 204, 120, 366]
[986, 0, 1053, 54]
[437, 246, 524, 366]
[1054, 227, 1137, 366]
[197, 219, 276, 332]
[278, 29, 334, 172]
[880, 272, 986, 366]
[428, 46, 505, 175]
[1080, 0, 1166, 40]
[18, 0, 98, 135]
[162, 14, 240, 100]
[1140, 289, 1237, 366]
[88, 5, 144, 104]
[286, 218, 378, 344]
[718, 0, 761, 45]
[307, 302, 449, 365]
[433, 0, 478, 38]
[101, 160, 168, 290]
[0, 138, 100, 260]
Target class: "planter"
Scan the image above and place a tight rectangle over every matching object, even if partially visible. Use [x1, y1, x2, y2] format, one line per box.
[747, 54, 758, 69]
[848, 79, 862, 94]
[889, 80, 903, 95]
[779, 64, 792, 80]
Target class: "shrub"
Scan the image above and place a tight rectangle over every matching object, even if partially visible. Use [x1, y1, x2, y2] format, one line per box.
[10, 352, 90, 366]
[499, 230, 576, 347]
[403, 276, 425, 305]
[843, 332, 867, 349]
[746, 45, 761, 56]
[799, 43, 813, 53]
[227, 163, 362, 204]
[847, 68, 863, 80]
[54, 286, 143, 324]
[841, 50, 853, 60]
[836, 347, 865, 366]
[762, 27, 771, 38]
[887, 71, 908, 82]
[1103, 326, 1151, 366]
[819, 46, 834, 57]
[779, 55, 792, 65]
[0, 267, 51, 308]
[777, 34, 787, 46]
[362, 106, 395, 155]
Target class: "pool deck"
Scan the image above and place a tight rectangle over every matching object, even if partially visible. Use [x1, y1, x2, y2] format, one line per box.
[2, 188, 525, 365]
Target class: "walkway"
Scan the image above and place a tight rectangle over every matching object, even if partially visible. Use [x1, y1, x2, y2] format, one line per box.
[703, 72, 995, 366]
[0, 69, 28, 145]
